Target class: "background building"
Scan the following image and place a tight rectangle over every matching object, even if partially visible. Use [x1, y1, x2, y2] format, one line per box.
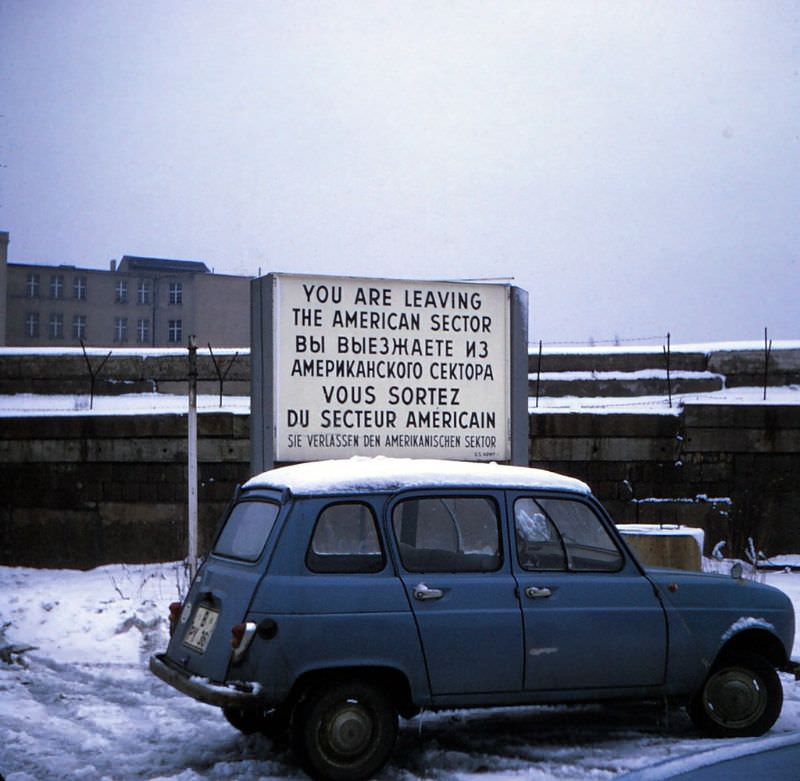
[2, 235, 251, 348]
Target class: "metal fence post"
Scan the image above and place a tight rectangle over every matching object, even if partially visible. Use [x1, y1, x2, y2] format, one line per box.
[187, 335, 198, 577]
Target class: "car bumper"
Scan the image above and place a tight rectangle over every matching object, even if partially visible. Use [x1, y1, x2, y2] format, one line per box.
[149, 653, 264, 708]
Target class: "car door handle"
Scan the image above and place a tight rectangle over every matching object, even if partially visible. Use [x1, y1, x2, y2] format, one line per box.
[414, 583, 444, 601]
[525, 586, 553, 599]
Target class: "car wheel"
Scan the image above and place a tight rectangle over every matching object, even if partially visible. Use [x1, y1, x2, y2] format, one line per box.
[260, 705, 291, 740]
[689, 652, 783, 737]
[222, 705, 290, 739]
[223, 705, 262, 734]
[291, 678, 398, 781]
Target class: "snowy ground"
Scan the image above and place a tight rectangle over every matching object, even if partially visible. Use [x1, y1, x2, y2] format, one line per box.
[2, 562, 800, 781]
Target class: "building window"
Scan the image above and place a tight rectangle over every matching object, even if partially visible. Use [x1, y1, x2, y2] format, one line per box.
[115, 280, 128, 303]
[72, 315, 87, 341]
[49, 313, 64, 340]
[137, 318, 150, 344]
[50, 274, 64, 299]
[114, 317, 128, 342]
[25, 312, 40, 338]
[169, 282, 182, 305]
[137, 280, 151, 305]
[168, 319, 182, 343]
[26, 274, 40, 298]
[73, 276, 87, 300]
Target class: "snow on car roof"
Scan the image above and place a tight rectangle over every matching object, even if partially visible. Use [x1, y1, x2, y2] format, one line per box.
[243, 456, 590, 495]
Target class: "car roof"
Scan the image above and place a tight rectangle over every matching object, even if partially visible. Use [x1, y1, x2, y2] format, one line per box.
[243, 457, 590, 497]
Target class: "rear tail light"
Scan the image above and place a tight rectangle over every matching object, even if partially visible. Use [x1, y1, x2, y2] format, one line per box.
[230, 621, 257, 663]
[231, 622, 246, 648]
[168, 602, 183, 635]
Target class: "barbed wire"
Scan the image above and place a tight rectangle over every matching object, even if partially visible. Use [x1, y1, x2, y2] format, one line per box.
[532, 335, 668, 348]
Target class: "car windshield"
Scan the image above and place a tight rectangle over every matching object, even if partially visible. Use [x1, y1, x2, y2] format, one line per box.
[214, 500, 279, 561]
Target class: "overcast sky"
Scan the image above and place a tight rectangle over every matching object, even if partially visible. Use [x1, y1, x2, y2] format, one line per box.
[1, 1, 798, 344]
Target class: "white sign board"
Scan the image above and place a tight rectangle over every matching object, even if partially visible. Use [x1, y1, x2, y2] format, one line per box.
[272, 273, 511, 462]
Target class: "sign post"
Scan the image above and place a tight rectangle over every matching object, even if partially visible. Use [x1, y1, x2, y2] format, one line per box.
[251, 273, 528, 472]
[187, 335, 198, 577]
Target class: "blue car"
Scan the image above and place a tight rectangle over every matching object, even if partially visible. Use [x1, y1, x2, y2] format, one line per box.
[150, 458, 797, 781]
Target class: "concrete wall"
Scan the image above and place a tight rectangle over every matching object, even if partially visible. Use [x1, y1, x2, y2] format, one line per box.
[2, 343, 797, 397]
[1, 402, 798, 568]
[0, 351, 250, 396]
[1, 346, 798, 568]
[528, 344, 800, 391]
[530, 404, 800, 557]
[0, 413, 251, 568]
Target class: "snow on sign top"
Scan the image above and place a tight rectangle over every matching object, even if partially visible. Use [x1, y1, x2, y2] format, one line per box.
[244, 456, 590, 495]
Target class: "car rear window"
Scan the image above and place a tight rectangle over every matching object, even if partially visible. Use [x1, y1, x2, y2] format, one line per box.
[214, 500, 279, 561]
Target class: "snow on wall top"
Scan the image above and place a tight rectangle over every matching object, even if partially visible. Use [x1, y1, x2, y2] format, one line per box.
[616, 523, 706, 552]
[2, 339, 798, 359]
[531, 340, 800, 355]
[0, 346, 245, 357]
[244, 456, 590, 496]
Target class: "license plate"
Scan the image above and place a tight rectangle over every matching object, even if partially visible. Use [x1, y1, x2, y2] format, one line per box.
[183, 605, 219, 653]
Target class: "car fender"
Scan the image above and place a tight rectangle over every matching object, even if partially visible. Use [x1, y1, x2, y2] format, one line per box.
[646, 568, 794, 696]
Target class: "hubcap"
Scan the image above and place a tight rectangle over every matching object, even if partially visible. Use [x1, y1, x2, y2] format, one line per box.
[705, 667, 767, 728]
[326, 701, 373, 757]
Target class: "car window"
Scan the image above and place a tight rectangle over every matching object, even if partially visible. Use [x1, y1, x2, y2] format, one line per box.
[392, 496, 501, 572]
[514, 497, 567, 570]
[214, 500, 279, 561]
[537, 498, 623, 572]
[307, 502, 385, 573]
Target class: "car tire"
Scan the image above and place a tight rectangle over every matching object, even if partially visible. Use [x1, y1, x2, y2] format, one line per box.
[291, 678, 398, 781]
[688, 651, 783, 738]
[223, 705, 262, 734]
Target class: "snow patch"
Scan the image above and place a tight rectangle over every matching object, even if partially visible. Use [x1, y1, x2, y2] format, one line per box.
[0, 393, 249, 417]
[617, 524, 705, 554]
[2, 562, 800, 779]
[722, 617, 776, 643]
[245, 456, 590, 495]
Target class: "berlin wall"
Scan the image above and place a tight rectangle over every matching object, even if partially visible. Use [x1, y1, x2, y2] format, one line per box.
[1, 401, 799, 568]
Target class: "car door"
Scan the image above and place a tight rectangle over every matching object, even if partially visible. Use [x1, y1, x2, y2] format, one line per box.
[389, 490, 523, 696]
[167, 492, 282, 682]
[511, 492, 668, 691]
